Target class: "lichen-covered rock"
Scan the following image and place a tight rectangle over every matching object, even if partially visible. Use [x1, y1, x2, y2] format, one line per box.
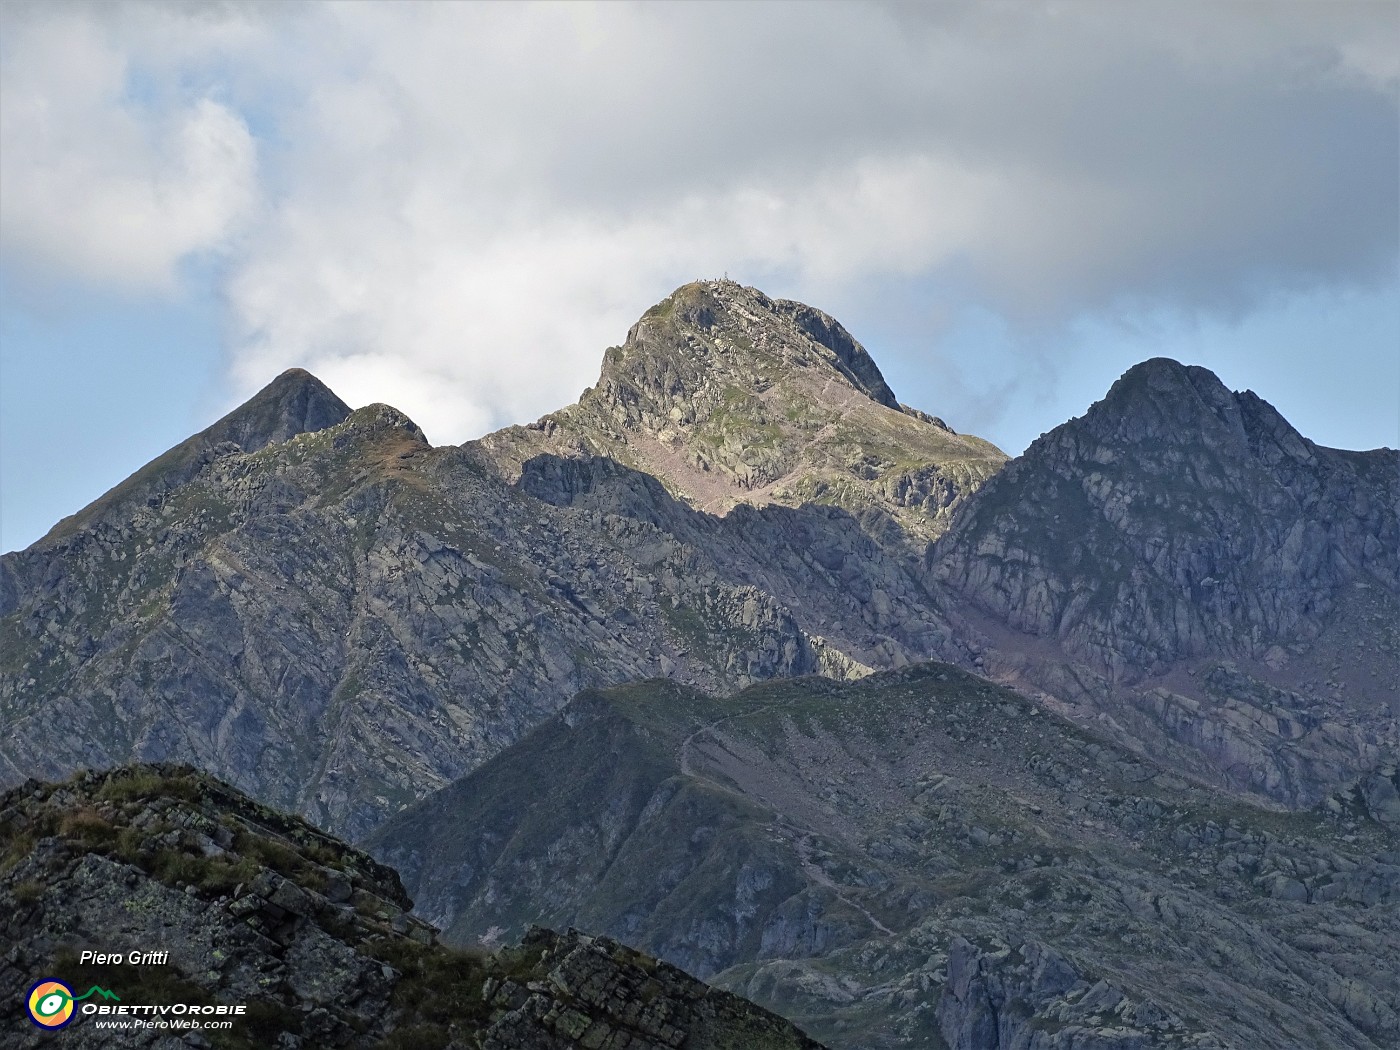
[0, 764, 826, 1049]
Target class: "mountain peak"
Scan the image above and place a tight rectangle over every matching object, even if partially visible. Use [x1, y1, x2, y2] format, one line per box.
[476, 281, 1006, 539]
[601, 279, 900, 412]
[37, 369, 352, 547]
[1053, 357, 1311, 459]
[231, 367, 354, 449]
[935, 353, 1399, 683]
[1105, 356, 1233, 408]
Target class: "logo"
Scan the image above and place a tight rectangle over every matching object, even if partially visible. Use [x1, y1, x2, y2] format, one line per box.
[26, 979, 121, 1030]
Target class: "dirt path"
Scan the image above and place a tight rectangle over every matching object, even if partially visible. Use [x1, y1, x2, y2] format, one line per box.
[794, 832, 895, 937]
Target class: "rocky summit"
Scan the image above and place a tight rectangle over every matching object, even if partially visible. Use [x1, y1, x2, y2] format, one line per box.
[477, 280, 1007, 542]
[929, 356, 1400, 810]
[2, 280, 1397, 1048]
[1, 764, 827, 1049]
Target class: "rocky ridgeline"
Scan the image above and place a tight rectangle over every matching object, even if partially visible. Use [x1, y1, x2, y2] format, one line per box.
[0, 379, 911, 837]
[934, 358, 1399, 674]
[477, 280, 1006, 541]
[0, 299, 985, 838]
[1, 281, 1395, 848]
[369, 666, 1400, 1050]
[0, 764, 826, 1049]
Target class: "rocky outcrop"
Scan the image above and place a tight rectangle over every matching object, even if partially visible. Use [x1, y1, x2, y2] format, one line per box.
[939, 936, 1225, 1049]
[481, 928, 825, 1050]
[0, 764, 826, 1049]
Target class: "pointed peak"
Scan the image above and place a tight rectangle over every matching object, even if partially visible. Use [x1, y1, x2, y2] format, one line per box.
[228, 368, 352, 449]
[36, 370, 352, 546]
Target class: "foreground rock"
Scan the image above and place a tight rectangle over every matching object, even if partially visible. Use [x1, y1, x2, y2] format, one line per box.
[0, 764, 826, 1049]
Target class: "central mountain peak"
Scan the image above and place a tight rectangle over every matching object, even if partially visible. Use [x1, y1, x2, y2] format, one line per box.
[478, 280, 1006, 540]
[597, 279, 901, 413]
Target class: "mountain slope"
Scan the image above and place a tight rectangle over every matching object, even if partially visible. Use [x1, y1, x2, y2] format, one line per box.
[368, 666, 1400, 1050]
[476, 280, 1007, 542]
[0, 401, 848, 837]
[928, 357, 1400, 807]
[1, 763, 825, 1049]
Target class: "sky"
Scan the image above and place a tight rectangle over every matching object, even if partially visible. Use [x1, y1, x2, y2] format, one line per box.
[1, 0, 1397, 554]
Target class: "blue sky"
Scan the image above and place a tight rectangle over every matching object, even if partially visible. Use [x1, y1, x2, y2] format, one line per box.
[2, 1, 1397, 553]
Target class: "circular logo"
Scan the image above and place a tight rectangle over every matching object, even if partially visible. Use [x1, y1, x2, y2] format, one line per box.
[27, 979, 76, 1029]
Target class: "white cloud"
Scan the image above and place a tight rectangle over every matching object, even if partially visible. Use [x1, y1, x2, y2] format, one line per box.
[0, 6, 259, 292]
[2, 0, 1395, 442]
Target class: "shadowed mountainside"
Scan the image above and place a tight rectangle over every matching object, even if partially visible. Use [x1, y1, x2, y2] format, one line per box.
[926, 357, 1400, 809]
[368, 666, 1400, 1050]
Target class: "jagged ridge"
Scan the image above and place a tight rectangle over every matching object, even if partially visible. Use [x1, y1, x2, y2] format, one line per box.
[0, 763, 827, 1049]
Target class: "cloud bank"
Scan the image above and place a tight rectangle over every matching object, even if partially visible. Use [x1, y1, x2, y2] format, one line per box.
[2, 0, 1396, 444]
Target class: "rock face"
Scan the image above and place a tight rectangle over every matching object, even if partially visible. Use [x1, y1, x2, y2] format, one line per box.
[934, 357, 1399, 673]
[367, 666, 1400, 1050]
[476, 280, 1007, 542]
[929, 357, 1400, 808]
[0, 764, 827, 1049]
